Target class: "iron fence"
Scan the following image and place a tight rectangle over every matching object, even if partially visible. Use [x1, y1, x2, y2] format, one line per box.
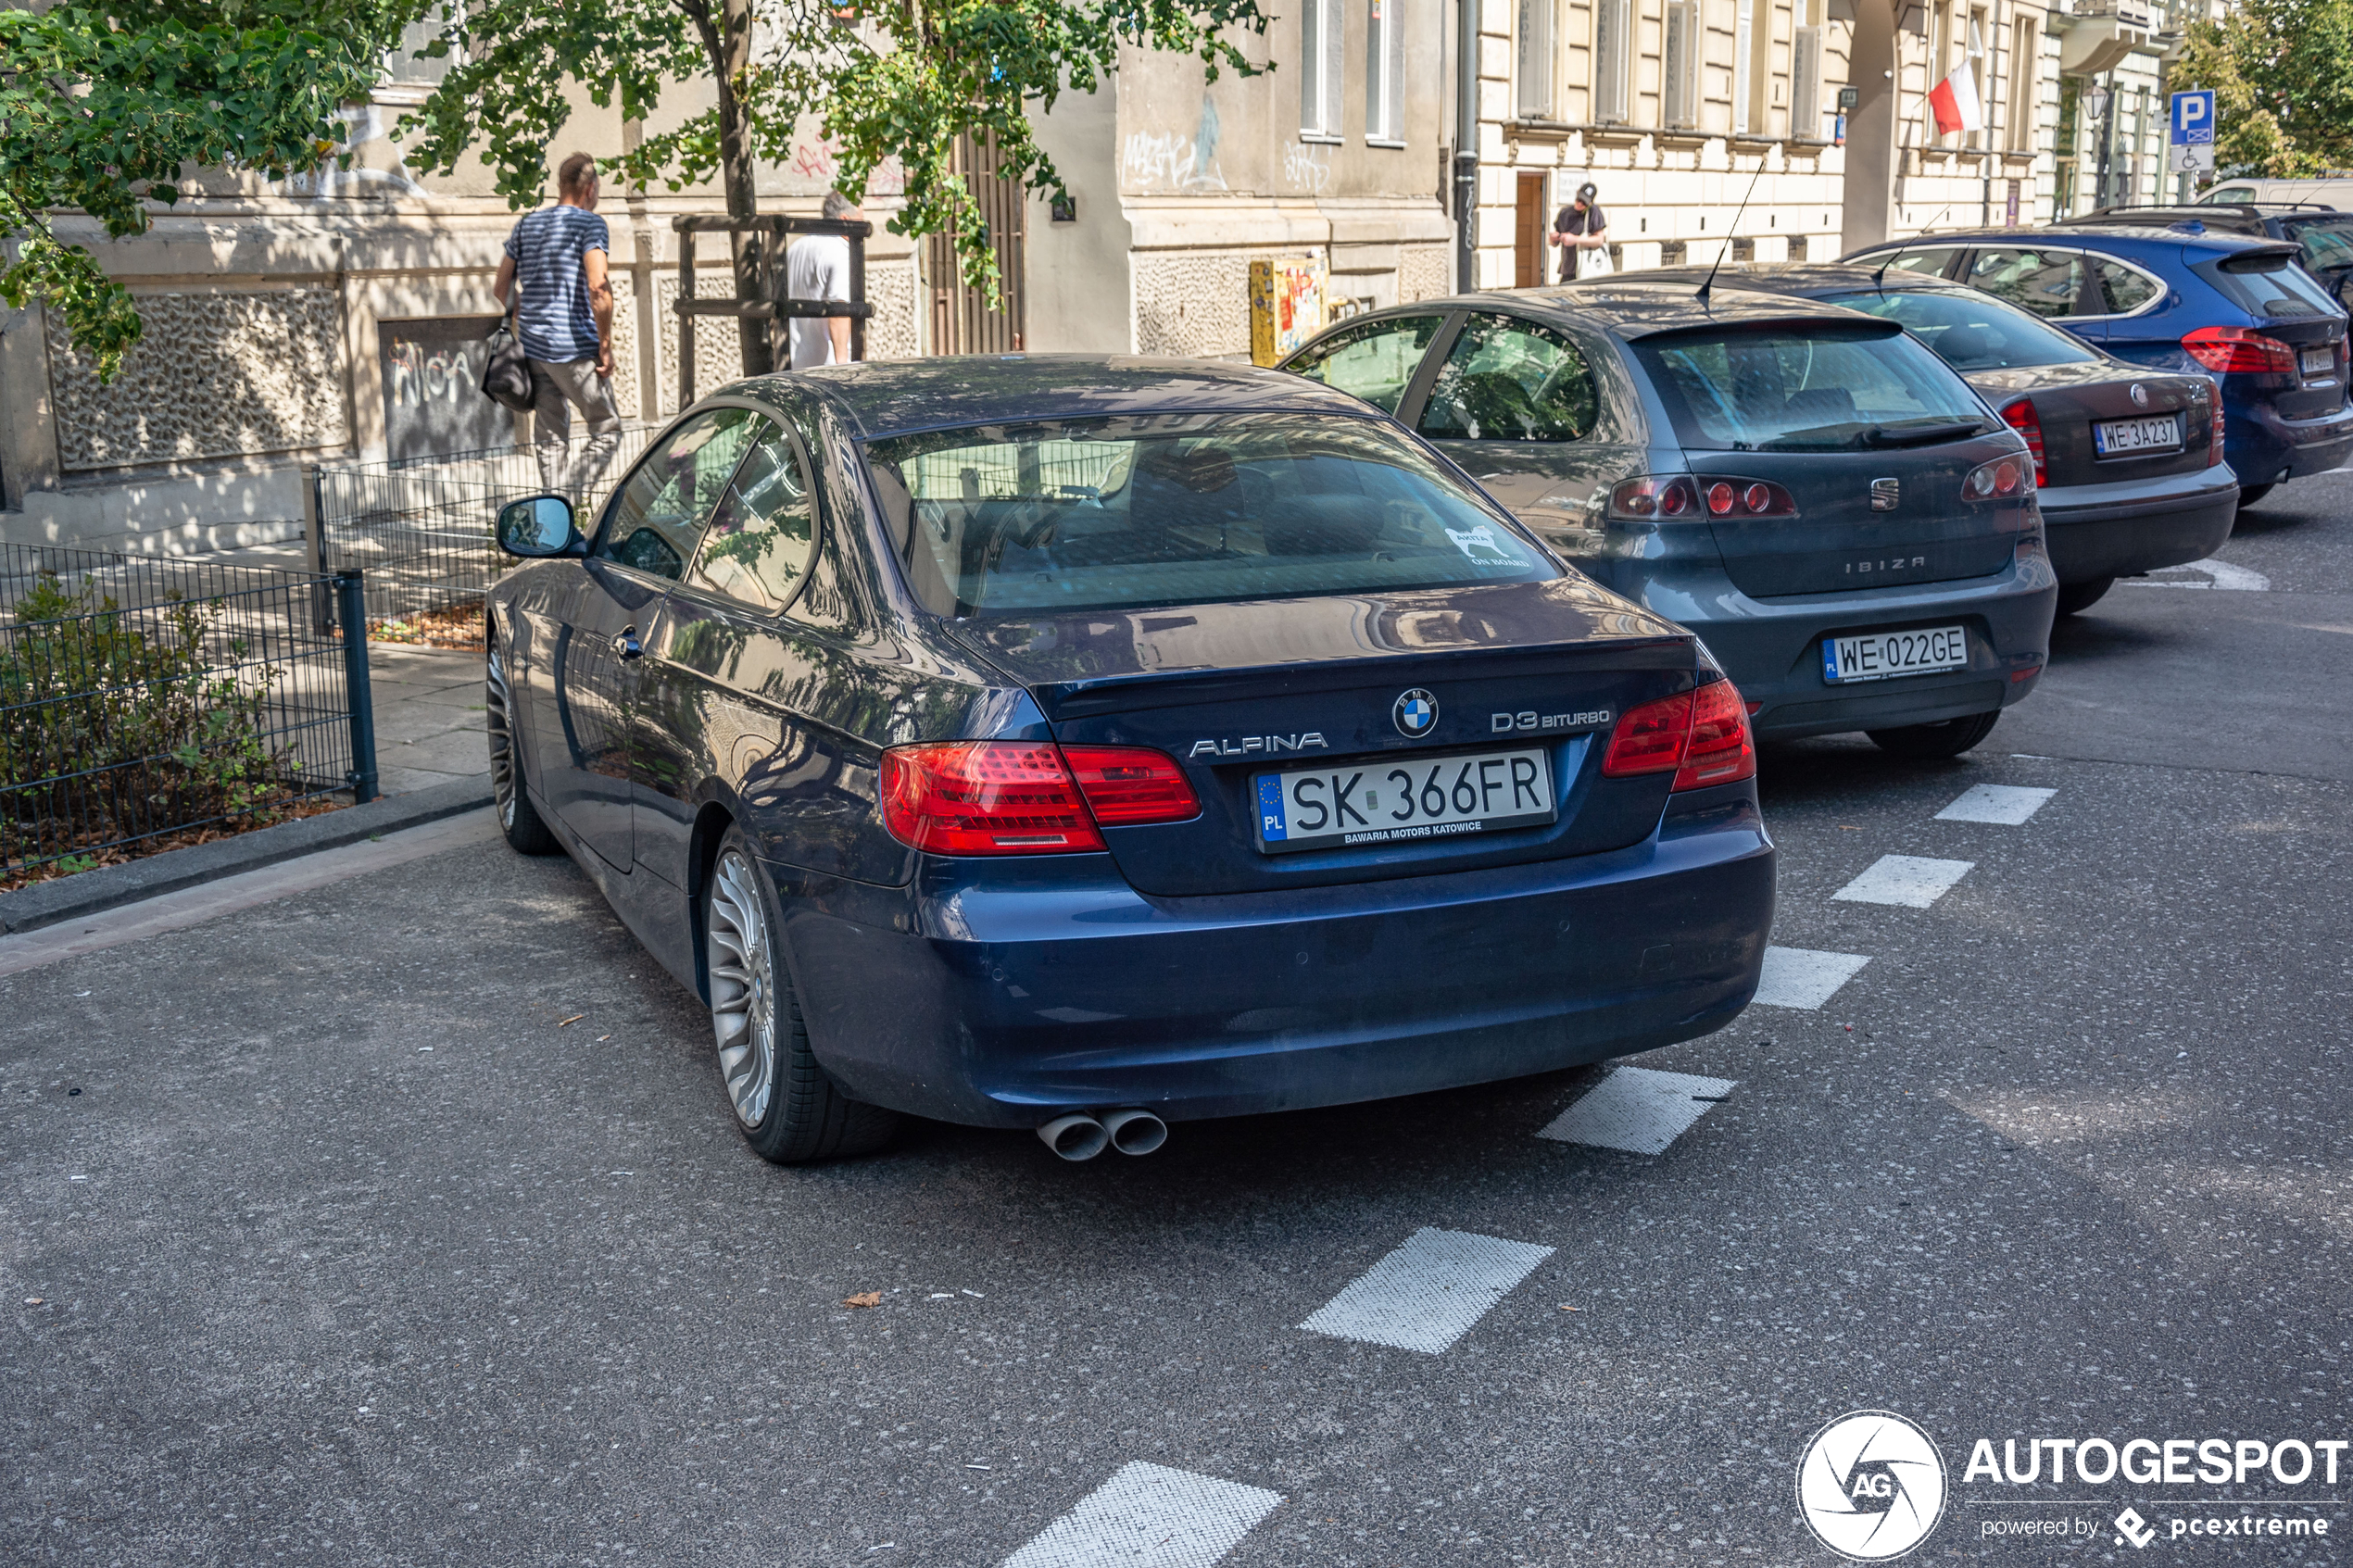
[0, 543, 376, 884]
[311, 424, 661, 634]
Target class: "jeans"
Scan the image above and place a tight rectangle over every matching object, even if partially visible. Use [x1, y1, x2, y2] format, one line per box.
[528, 357, 623, 496]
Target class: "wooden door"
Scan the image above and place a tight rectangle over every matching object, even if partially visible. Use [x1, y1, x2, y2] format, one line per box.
[1515, 174, 1548, 288]
[925, 133, 1026, 355]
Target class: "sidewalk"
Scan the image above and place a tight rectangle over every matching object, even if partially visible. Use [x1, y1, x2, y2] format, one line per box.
[370, 645, 488, 796]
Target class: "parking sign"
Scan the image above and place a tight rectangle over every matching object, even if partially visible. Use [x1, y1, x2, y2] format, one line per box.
[2170, 88, 2216, 173]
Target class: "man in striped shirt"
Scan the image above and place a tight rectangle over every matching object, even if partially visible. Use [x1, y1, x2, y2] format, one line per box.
[494, 152, 622, 494]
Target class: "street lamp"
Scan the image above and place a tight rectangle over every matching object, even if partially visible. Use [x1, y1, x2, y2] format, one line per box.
[2083, 84, 2110, 120]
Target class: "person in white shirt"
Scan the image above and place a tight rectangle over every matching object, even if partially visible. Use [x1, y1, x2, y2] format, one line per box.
[786, 191, 862, 370]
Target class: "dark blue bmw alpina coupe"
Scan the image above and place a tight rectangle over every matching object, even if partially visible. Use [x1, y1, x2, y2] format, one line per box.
[485, 358, 1776, 1163]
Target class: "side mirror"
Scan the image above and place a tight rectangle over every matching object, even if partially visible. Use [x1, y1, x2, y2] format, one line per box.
[497, 495, 583, 558]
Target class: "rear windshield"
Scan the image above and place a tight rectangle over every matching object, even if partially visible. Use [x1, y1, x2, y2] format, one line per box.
[862, 413, 1556, 618]
[2201, 251, 2345, 320]
[1631, 324, 1990, 451]
[1827, 288, 2096, 370]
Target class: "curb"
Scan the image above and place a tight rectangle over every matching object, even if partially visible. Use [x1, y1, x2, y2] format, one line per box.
[0, 776, 496, 936]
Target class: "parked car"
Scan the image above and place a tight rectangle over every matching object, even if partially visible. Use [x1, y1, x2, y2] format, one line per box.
[485, 357, 1777, 1164]
[2200, 176, 2353, 210]
[1628, 264, 2235, 616]
[1842, 224, 2353, 508]
[2073, 204, 2353, 312]
[1281, 282, 2054, 756]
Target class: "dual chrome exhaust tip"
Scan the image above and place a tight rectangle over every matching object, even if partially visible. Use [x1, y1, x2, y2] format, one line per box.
[1037, 1108, 1168, 1161]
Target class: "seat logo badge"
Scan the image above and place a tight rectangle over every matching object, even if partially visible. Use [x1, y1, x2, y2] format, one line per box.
[2130, 383, 2149, 408]
[1795, 1409, 1948, 1561]
[1393, 689, 1439, 738]
[1869, 478, 1901, 512]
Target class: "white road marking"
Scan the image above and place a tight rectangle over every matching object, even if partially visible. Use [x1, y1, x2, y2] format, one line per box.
[1934, 784, 2056, 825]
[1832, 854, 1976, 909]
[1000, 1461, 1283, 1568]
[1299, 1227, 1554, 1354]
[0, 811, 499, 978]
[1753, 947, 1871, 1010]
[2122, 558, 2269, 591]
[1538, 1065, 1737, 1154]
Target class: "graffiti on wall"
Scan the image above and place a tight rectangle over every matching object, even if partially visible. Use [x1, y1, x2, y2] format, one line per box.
[1125, 94, 1227, 191]
[378, 318, 516, 461]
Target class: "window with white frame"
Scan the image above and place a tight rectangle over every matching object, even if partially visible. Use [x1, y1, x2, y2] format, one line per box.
[1593, 0, 1631, 123]
[1792, 0, 1823, 138]
[1731, 0, 1757, 134]
[1301, 0, 1345, 138]
[2007, 15, 2039, 152]
[1664, 0, 1699, 129]
[1365, 0, 1406, 143]
[1516, 0, 1555, 119]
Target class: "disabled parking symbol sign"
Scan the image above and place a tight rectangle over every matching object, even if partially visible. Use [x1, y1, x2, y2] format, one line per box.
[2170, 89, 2215, 174]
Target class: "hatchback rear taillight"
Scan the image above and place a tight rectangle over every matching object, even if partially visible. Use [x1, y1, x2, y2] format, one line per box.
[2182, 325, 2298, 375]
[1962, 452, 2032, 501]
[2208, 395, 2226, 466]
[1702, 479, 1798, 518]
[1608, 475, 1701, 520]
[1601, 678, 1757, 792]
[1999, 399, 2046, 487]
[879, 742, 1200, 855]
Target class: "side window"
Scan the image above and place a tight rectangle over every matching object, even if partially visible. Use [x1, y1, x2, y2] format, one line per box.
[2095, 259, 2161, 315]
[1968, 248, 2090, 319]
[597, 408, 760, 580]
[1286, 316, 1443, 413]
[1416, 315, 1599, 442]
[686, 427, 819, 612]
[1886, 246, 1963, 280]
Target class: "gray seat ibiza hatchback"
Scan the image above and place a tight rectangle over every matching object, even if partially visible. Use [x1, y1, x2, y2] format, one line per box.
[1282, 282, 2057, 758]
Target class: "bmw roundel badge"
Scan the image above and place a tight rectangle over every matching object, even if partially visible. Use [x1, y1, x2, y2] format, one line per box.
[1393, 688, 1440, 738]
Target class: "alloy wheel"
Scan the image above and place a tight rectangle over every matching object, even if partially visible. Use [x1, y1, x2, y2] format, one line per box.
[707, 849, 778, 1128]
[486, 648, 520, 830]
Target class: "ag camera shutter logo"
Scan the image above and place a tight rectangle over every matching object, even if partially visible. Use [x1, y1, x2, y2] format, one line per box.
[1796, 1410, 1949, 1560]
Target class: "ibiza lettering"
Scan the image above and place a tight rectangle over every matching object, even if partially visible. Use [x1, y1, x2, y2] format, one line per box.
[1846, 556, 1929, 575]
[1189, 733, 1327, 759]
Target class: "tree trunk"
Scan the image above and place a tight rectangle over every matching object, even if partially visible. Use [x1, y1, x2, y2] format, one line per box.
[716, 0, 772, 376]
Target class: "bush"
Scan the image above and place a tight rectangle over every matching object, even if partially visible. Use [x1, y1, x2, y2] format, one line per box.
[0, 571, 296, 875]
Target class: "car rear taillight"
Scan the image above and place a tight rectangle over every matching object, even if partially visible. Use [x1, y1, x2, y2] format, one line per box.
[2000, 399, 2046, 487]
[1702, 479, 1798, 518]
[1601, 677, 1757, 792]
[2208, 394, 2226, 466]
[1962, 452, 2032, 501]
[1608, 475, 1701, 519]
[879, 741, 1197, 855]
[2182, 325, 2298, 375]
[881, 743, 1105, 855]
[1061, 746, 1202, 826]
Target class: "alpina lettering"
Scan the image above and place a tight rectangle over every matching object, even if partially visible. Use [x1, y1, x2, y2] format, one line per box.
[1189, 733, 1327, 759]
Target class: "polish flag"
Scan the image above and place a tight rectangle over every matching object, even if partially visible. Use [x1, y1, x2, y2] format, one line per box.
[1930, 62, 1984, 134]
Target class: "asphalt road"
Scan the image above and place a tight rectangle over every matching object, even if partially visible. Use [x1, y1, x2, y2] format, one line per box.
[6, 473, 2350, 1566]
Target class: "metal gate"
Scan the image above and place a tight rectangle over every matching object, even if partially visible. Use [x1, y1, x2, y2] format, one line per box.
[925, 134, 1026, 355]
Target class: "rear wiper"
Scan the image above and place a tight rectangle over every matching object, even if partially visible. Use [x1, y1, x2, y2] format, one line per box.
[1861, 420, 1985, 448]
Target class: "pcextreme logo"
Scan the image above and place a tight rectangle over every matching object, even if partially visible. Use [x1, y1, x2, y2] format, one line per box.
[1796, 1411, 1949, 1561]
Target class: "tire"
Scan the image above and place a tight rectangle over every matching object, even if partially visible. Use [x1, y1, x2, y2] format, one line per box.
[2054, 576, 2114, 617]
[703, 827, 898, 1164]
[2237, 483, 2274, 509]
[1866, 709, 2002, 760]
[486, 644, 561, 855]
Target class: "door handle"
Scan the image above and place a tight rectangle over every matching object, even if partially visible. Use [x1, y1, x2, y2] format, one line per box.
[613, 626, 643, 660]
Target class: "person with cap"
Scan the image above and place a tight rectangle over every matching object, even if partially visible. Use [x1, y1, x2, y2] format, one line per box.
[1549, 182, 1612, 281]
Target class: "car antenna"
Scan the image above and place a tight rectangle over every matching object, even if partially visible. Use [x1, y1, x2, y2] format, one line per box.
[1695, 156, 1771, 307]
[1871, 207, 1954, 287]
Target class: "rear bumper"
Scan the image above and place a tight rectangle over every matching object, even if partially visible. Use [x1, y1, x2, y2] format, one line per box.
[1632, 550, 2057, 742]
[2228, 398, 2353, 486]
[775, 791, 1776, 1127]
[2039, 466, 2240, 583]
